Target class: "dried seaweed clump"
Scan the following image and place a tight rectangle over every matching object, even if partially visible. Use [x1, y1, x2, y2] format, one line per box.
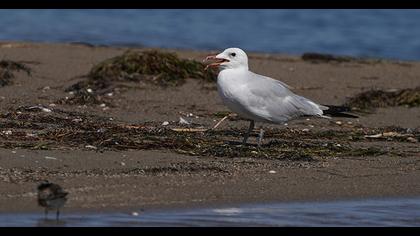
[346, 87, 420, 110]
[64, 50, 217, 104]
[0, 60, 31, 86]
[301, 52, 386, 64]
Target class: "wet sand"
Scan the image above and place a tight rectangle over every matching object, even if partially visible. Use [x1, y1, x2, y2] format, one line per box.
[0, 42, 419, 213]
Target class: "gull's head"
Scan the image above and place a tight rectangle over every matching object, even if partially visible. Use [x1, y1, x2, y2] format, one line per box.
[204, 48, 248, 71]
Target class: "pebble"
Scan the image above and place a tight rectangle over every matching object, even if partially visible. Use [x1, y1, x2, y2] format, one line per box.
[86, 88, 93, 93]
[99, 103, 106, 107]
[336, 121, 342, 125]
[3, 130, 12, 135]
[72, 118, 83, 123]
[302, 128, 310, 132]
[121, 162, 126, 166]
[162, 121, 169, 126]
[131, 212, 139, 216]
[44, 156, 57, 160]
[268, 170, 277, 174]
[407, 137, 418, 143]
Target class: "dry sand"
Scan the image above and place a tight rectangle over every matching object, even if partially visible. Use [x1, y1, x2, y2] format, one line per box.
[0, 42, 419, 213]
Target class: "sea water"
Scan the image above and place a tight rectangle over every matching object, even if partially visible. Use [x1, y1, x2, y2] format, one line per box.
[0, 9, 420, 60]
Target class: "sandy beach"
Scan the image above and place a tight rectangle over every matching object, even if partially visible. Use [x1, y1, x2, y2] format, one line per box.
[0, 42, 419, 213]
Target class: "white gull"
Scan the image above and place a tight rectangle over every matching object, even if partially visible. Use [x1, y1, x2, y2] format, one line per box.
[204, 47, 356, 146]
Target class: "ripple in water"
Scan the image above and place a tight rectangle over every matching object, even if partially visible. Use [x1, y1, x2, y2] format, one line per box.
[1, 197, 420, 226]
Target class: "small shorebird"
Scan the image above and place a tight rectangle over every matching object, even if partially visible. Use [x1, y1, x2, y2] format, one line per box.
[37, 180, 69, 221]
[204, 48, 357, 146]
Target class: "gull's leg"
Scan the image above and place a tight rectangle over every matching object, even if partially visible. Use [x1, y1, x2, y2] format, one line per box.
[257, 128, 265, 147]
[44, 209, 48, 220]
[242, 120, 255, 145]
[56, 209, 60, 221]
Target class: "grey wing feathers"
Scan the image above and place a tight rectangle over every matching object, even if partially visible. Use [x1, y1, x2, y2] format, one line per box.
[247, 73, 324, 122]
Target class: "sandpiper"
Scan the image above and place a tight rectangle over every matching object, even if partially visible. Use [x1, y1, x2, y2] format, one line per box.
[37, 180, 69, 221]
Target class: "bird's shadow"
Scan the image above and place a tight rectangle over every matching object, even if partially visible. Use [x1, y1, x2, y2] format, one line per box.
[36, 218, 67, 227]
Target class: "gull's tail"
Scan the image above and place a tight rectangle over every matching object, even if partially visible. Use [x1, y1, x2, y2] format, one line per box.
[321, 105, 359, 118]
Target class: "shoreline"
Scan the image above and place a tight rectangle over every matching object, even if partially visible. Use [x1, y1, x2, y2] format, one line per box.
[0, 42, 419, 213]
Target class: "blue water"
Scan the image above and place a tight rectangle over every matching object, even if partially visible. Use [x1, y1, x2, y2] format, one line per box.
[1, 9, 420, 60]
[1, 197, 420, 226]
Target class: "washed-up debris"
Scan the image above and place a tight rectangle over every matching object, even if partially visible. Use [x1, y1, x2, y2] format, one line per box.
[365, 131, 418, 142]
[26, 106, 52, 113]
[63, 50, 216, 105]
[346, 87, 420, 110]
[171, 128, 208, 132]
[0, 60, 32, 86]
[179, 117, 191, 125]
[85, 145, 97, 150]
[0, 106, 418, 160]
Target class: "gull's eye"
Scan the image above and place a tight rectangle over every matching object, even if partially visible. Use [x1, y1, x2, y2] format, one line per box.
[230, 52, 236, 57]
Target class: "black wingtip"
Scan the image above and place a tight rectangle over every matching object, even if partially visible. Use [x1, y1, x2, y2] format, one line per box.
[322, 105, 359, 118]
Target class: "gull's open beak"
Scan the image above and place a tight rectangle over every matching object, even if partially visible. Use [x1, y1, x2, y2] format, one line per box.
[203, 54, 229, 70]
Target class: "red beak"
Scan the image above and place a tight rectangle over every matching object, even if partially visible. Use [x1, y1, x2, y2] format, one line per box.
[203, 54, 229, 70]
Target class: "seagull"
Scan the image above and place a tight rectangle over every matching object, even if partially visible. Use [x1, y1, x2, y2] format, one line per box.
[37, 180, 69, 221]
[204, 48, 357, 146]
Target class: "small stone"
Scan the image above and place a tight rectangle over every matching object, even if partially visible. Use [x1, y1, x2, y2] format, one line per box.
[72, 118, 83, 123]
[162, 121, 169, 126]
[251, 151, 258, 154]
[11, 151, 16, 154]
[44, 156, 57, 160]
[3, 130, 12, 135]
[407, 137, 418, 143]
[268, 170, 277, 174]
[336, 121, 342, 125]
[41, 108, 52, 113]
[131, 212, 139, 216]
[107, 93, 113, 97]
[309, 125, 314, 128]
[99, 103, 106, 107]
[302, 128, 310, 132]
[86, 88, 93, 93]
[121, 162, 126, 166]
[49, 103, 56, 107]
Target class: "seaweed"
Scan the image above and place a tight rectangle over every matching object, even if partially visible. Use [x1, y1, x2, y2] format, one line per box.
[63, 50, 217, 105]
[346, 87, 420, 110]
[2, 106, 417, 161]
[0, 60, 32, 86]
